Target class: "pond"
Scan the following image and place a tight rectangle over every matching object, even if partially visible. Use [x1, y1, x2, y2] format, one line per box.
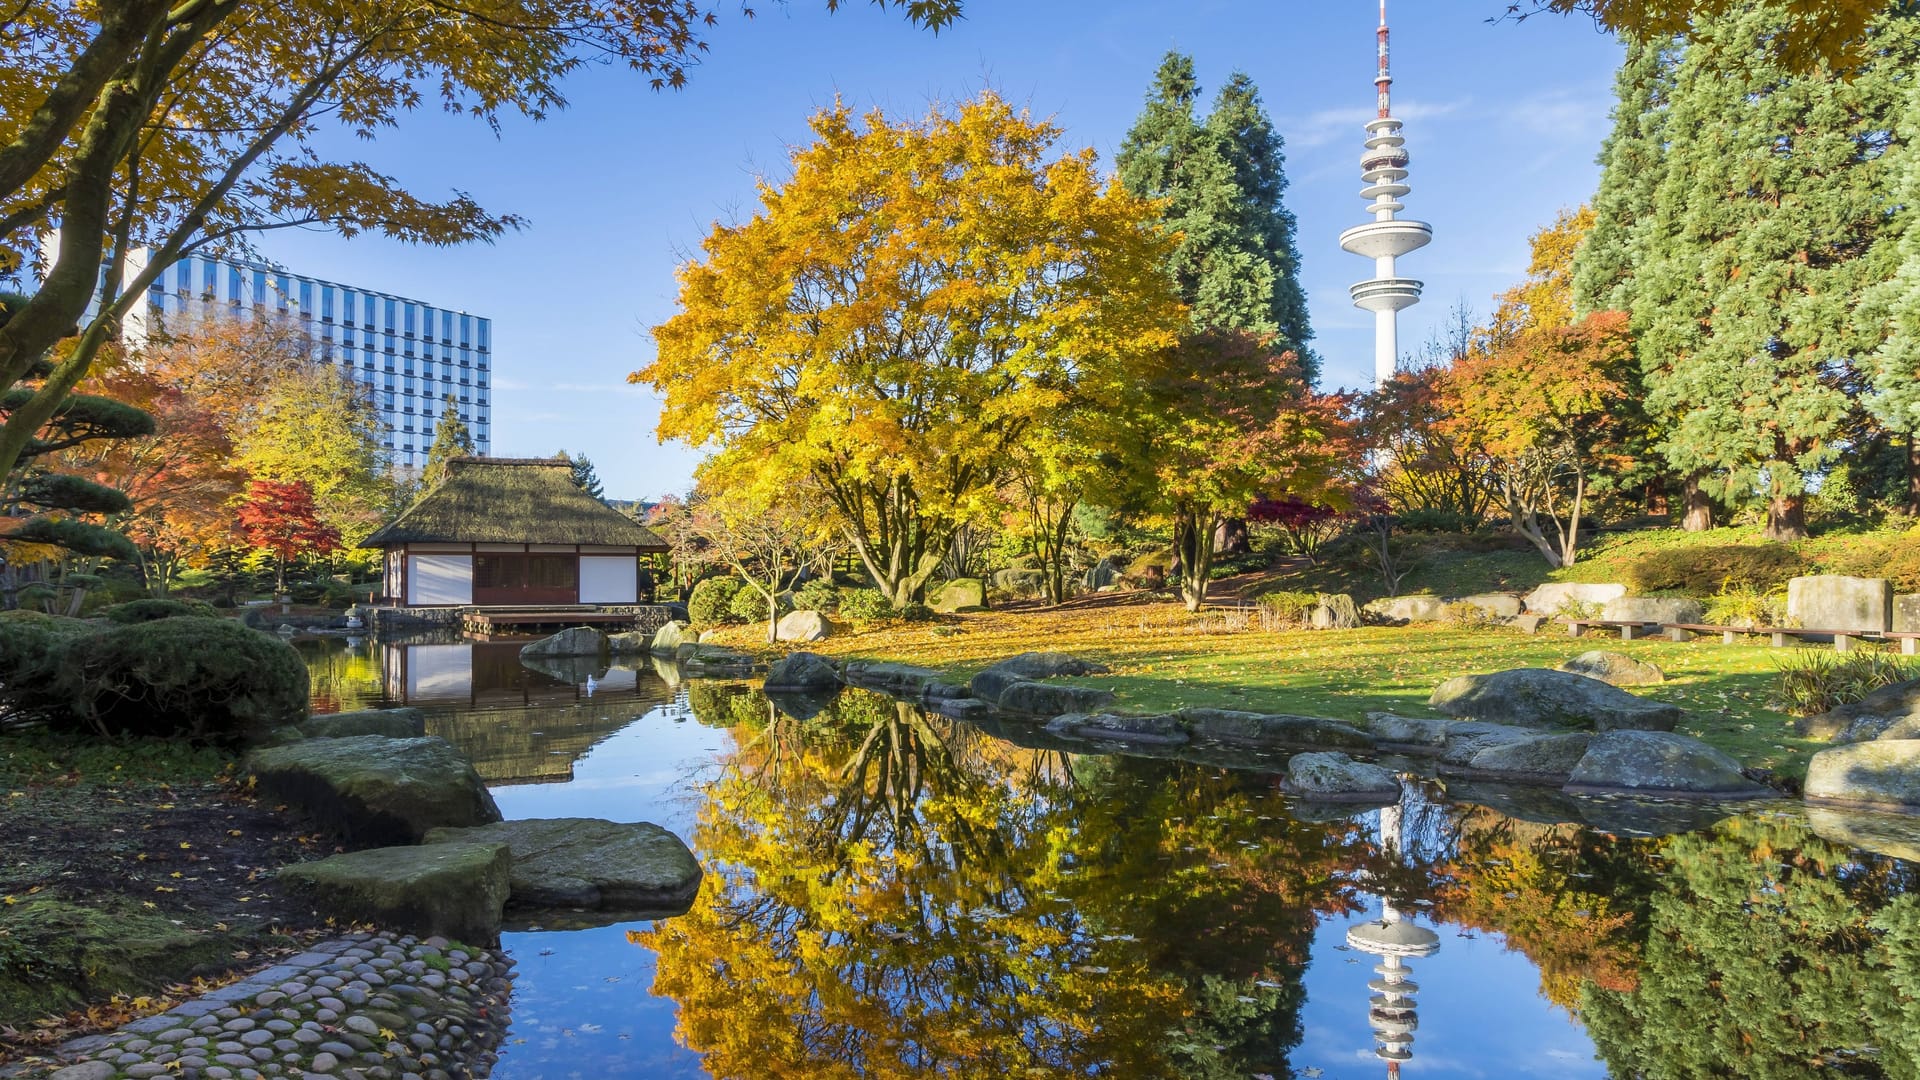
[301, 637, 1920, 1078]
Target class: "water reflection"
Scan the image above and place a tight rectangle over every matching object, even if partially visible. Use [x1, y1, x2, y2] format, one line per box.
[297, 644, 1920, 1078]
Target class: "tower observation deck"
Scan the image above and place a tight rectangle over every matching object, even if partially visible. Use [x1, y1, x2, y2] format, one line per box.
[1340, 0, 1431, 385]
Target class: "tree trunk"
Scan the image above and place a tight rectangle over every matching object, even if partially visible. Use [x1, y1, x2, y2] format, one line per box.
[1680, 474, 1713, 532]
[1764, 493, 1808, 542]
[1177, 511, 1214, 612]
[1907, 435, 1920, 518]
[1212, 518, 1250, 556]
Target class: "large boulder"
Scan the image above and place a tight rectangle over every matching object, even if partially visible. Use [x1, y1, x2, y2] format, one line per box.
[1558, 650, 1667, 687]
[1804, 740, 1920, 809]
[842, 660, 943, 697]
[679, 645, 759, 677]
[1363, 595, 1449, 624]
[1428, 668, 1683, 732]
[650, 620, 693, 656]
[1564, 730, 1767, 796]
[607, 630, 650, 655]
[248, 735, 502, 844]
[262, 707, 426, 746]
[1524, 582, 1627, 615]
[1467, 732, 1593, 780]
[1366, 713, 1452, 748]
[1796, 679, 1920, 741]
[764, 651, 843, 692]
[1787, 574, 1894, 632]
[1044, 712, 1189, 746]
[994, 680, 1117, 716]
[423, 818, 702, 919]
[520, 626, 609, 660]
[1457, 593, 1523, 620]
[774, 609, 834, 643]
[1281, 752, 1401, 802]
[1807, 806, 1920, 863]
[1179, 708, 1374, 750]
[930, 578, 987, 613]
[1601, 597, 1706, 625]
[275, 841, 511, 944]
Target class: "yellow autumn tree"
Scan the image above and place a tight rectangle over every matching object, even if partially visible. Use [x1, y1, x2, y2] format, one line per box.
[637, 93, 1184, 606]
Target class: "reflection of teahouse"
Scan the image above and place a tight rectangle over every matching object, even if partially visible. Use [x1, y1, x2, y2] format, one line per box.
[362, 456, 669, 611]
[1346, 801, 1440, 1078]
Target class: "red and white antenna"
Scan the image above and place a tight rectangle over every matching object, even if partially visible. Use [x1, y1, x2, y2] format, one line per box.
[1376, 0, 1392, 119]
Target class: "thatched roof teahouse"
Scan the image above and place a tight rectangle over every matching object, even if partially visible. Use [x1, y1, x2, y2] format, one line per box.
[362, 457, 668, 607]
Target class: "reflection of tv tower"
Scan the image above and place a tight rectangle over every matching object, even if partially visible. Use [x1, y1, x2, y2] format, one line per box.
[1345, 801, 1440, 1077]
[1339, 0, 1431, 386]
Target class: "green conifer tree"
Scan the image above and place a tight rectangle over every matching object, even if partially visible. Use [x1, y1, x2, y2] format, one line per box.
[1859, 77, 1920, 514]
[564, 450, 605, 503]
[1632, 3, 1918, 541]
[418, 394, 473, 492]
[1117, 53, 1316, 381]
[1572, 34, 1677, 317]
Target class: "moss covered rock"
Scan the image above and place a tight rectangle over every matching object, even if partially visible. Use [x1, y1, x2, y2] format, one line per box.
[261, 707, 427, 746]
[0, 899, 241, 1028]
[424, 817, 702, 922]
[248, 735, 502, 844]
[1429, 668, 1683, 732]
[276, 841, 511, 944]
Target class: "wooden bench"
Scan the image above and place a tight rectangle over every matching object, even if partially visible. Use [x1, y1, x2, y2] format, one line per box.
[1565, 618, 1662, 641]
[1662, 623, 1920, 654]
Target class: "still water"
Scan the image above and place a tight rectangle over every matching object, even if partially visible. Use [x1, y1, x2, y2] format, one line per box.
[302, 637, 1920, 1079]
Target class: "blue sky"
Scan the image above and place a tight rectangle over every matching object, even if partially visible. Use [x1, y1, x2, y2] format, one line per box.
[261, 1, 1626, 500]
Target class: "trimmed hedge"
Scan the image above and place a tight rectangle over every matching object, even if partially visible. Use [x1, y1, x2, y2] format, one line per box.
[727, 585, 791, 623]
[838, 588, 894, 621]
[687, 576, 745, 626]
[1624, 544, 1808, 595]
[104, 598, 219, 624]
[792, 578, 840, 613]
[0, 616, 307, 742]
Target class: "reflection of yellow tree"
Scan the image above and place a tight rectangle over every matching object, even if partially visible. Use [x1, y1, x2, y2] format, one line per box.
[640, 690, 1370, 1079]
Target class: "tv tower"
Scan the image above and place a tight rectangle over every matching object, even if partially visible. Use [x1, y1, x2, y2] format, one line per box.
[1340, 0, 1431, 385]
[1345, 799, 1440, 1078]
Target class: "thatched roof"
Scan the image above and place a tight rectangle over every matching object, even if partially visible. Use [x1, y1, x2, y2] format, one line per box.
[361, 457, 668, 550]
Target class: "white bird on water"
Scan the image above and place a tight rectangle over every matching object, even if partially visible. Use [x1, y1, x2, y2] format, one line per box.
[583, 673, 598, 697]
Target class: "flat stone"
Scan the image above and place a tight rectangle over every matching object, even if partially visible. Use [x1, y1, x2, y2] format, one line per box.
[1557, 650, 1666, 687]
[1044, 712, 1189, 746]
[990, 679, 1116, 717]
[275, 842, 512, 944]
[1805, 739, 1920, 810]
[310, 1051, 340, 1073]
[1180, 708, 1374, 750]
[423, 818, 701, 921]
[1600, 596, 1705, 625]
[1523, 582, 1627, 615]
[1365, 713, 1450, 748]
[1789, 574, 1894, 633]
[1807, 806, 1920, 862]
[247, 736, 502, 844]
[840, 660, 942, 696]
[1565, 730, 1769, 797]
[1436, 722, 1540, 766]
[1466, 733, 1593, 780]
[1897, 594, 1920, 634]
[1281, 752, 1401, 802]
[1457, 593, 1523, 619]
[762, 651, 842, 692]
[1362, 595, 1449, 624]
[51, 1065, 118, 1080]
[265, 708, 428, 747]
[1429, 668, 1683, 732]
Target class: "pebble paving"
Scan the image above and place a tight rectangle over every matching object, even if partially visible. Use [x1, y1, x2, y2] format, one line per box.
[7, 932, 514, 1080]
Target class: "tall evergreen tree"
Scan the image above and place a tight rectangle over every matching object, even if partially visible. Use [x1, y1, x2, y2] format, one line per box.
[1572, 34, 1677, 318]
[1859, 76, 1920, 514]
[564, 450, 606, 503]
[1117, 53, 1316, 381]
[1632, 3, 1919, 541]
[418, 395, 473, 492]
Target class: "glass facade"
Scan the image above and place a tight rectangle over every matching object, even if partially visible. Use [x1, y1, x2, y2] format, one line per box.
[145, 254, 492, 471]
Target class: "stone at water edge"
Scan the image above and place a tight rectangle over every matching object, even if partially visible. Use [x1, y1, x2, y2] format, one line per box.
[1558, 650, 1667, 687]
[764, 651, 842, 692]
[1044, 712, 1190, 746]
[775, 609, 834, 643]
[259, 707, 427, 746]
[248, 735, 502, 844]
[1805, 740, 1920, 810]
[993, 680, 1117, 716]
[519, 626, 609, 660]
[930, 577, 987, 613]
[1564, 730, 1768, 796]
[1795, 678, 1920, 741]
[424, 818, 702, 917]
[1788, 574, 1894, 632]
[607, 630, 651, 655]
[1428, 668, 1683, 732]
[1807, 806, 1920, 863]
[1178, 708, 1374, 750]
[1281, 752, 1401, 802]
[1466, 732, 1593, 780]
[841, 659, 943, 696]
[649, 620, 692, 656]
[1601, 596, 1707, 625]
[1434, 721, 1541, 766]
[984, 652, 1112, 679]
[1365, 713, 1452, 748]
[275, 841, 512, 944]
[1522, 581, 1627, 615]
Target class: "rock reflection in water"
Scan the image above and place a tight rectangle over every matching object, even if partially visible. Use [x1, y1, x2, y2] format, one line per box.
[299, 636, 674, 785]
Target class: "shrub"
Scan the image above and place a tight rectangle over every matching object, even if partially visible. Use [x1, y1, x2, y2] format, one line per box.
[11, 618, 308, 741]
[1703, 584, 1790, 629]
[838, 588, 895, 621]
[1771, 650, 1918, 717]
[0, 617, 90, 720]
[1396, 508, 1477, 533]
[728, 585, 790, 624]
[897, 601, 937, 623]
[687, 576, 746, 626]
[1446, 600, 1501, 630]
[1624, 544, 1808, 595]
[104, 599, 219, 624]
[1820, 533, 1920, 592]
[1255, 590, 1317, 629]
[792, 578, 840, 613]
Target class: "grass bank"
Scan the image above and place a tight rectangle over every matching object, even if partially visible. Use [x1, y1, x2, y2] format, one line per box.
[707, 592, 1830, 781]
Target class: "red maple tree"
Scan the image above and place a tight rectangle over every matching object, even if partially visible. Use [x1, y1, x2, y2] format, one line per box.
[235, 479, 340, 594]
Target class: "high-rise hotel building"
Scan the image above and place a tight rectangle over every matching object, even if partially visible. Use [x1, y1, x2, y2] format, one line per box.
[140, 253, 493, 471]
